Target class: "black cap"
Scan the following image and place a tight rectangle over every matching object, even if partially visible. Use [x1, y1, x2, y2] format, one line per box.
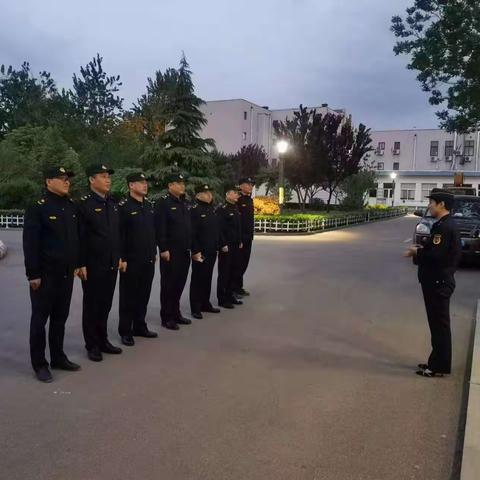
[126, 172, 147, 183]
[224, 183, 240, 194]
[195, 183, 213, 194]
[427, 190, 454, 209]
[43, 166, 75, 179]
[86, 164, 115, 177]
[165, 173, 186, 185]
[238, 176, 255, 185]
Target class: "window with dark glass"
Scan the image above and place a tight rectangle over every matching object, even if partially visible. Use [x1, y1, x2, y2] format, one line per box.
[393, 162, 399, 170]
[445, 140, 454, 157]
[377, 162, 384, 170]
[464, 140, 475, 156]
[244, 111, 247, 120]
[430, 141, 439, 156]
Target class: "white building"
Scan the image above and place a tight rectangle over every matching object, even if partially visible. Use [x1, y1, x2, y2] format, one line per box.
[369, 129, 480, 207]
[200, 99, 345, 164]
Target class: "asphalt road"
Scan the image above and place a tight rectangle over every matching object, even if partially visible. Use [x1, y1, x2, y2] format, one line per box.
[0, 216, 477, 480]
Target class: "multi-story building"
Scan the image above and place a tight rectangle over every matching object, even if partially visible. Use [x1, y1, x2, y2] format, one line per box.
[200, 99, 346, 164]
[369, 129, 480, 207]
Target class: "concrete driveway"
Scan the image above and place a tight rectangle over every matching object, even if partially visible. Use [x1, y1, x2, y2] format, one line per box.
[0, 216, 477, 480]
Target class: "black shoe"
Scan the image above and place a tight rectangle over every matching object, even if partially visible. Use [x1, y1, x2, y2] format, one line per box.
[132, 328, 158, 338]
[177, 316, 192, 325]
[234, 288, 250, 297]
[219, 302, 234, 309]
[191, 312, 203, 319]
[415, 368, 447, 378]
[35, 366, 53, 383]
[101, 341, 123, 354]
[87, 347, 103, 362]
[202, 306, 221, 313]
[51, 358, 81, 371]
[162, 321, 180, 331]
[121, 335, 135, 346]
[231, 298, 243, 305]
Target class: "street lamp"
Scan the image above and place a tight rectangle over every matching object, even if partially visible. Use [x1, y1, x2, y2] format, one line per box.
[390, 172, 397, 207]
[276, 140, 289, 213]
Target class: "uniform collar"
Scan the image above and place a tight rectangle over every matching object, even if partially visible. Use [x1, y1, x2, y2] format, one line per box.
[196, 199, 211, 206]
[168, 193, 182, 203]
[45, 190, 68, 202]
[90, 190, 108, 203]
[435, 213, 450, 225]
[128, 194, 144, 205]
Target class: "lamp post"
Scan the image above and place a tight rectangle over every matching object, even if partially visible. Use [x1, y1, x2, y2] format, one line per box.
[390, 172, 397, 207]
[276, 139, 289, 214]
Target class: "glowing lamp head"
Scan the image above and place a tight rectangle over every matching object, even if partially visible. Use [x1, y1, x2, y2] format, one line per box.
[276, 140, 289, 154]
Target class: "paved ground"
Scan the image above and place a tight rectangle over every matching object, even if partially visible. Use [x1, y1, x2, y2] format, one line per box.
[0, 216, 477, 480]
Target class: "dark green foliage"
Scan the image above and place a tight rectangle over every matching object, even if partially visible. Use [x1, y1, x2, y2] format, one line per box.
[339, 169, 377, 210]
[392, 0, 480, 132]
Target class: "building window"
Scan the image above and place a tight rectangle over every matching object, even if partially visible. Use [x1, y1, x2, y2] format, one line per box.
[445, 140, 454, 157]
[393, 162, 399, 170]
[383, 182, 394, 198]
[464, 140, 475, 156]
[242, 132, 247, 141]
[244, 111, 247, 120]
[430, 141, 439, 157]
[376, 162, 384, 170]
[393, 142, 400, 154]
[400, 183, 416, 200]
[369, 184, 378, 198]
[421, 183, 437, 200]
[378, 142, 385, 150]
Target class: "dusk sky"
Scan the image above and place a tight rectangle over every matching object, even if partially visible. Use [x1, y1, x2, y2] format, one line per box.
[1, 0, 439, 130]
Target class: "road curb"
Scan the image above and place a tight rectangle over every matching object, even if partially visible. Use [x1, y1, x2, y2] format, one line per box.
[460, 299, 480, 479]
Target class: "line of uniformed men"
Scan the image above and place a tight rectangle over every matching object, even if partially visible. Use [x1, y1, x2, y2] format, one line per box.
[23, 164, 255, 383]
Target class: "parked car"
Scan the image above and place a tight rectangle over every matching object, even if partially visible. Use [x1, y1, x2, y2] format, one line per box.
[414, 195, 480, 261]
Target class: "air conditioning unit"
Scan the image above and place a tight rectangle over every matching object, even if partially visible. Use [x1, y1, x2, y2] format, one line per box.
[392, 149, 400, 155]
[445, 155, 453, 162]
[375, 149, 384, 156]
[463, 155, 472, 163]
[430, 156, 439, 163]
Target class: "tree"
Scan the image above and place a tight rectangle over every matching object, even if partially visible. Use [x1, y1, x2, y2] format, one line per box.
[232, 144, 269, 178]
[312, 115, 373, 208]
[0, 126, 82, 202]
[0, 62, 57, 139]
[339, 169, 376, 211]
[137, 54, 218, 195]
[72, 53, 123, 134]
[273, 105, 317, 211]
[392, 1, 480, 132]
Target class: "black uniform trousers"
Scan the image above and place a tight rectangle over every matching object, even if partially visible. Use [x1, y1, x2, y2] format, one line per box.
[234, 239, 252, 291]
[217, 244, 241, 304]
[160, 249, 190, 323]
[190, 252, 217, 313]
[82, 268, 117, 351]
[119, 262, 155, 336]
[29, 273, 74, 370]
[421, 281, 454, 374]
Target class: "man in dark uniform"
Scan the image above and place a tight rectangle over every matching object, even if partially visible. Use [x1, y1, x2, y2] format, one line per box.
[23, 166, 81, 382]
[154, 173, 193, 330]
[118, 172, 158, 346]
[77, 164, 123, 361]
[234, 177, 255, 297]
[405, 190, 461, 378]
[189, 184, 221, 319]
[217, 184, 244, 309]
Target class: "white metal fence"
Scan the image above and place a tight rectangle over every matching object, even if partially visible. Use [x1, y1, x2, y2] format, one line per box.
[0, 208, 407, 233]
[254, 208, 407, 234]
[0, 214, 24, 229]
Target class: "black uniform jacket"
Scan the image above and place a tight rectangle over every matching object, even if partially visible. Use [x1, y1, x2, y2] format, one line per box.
[77, 191, 121, 270]
[238, 193, 254, 242]
[154, 193, 192, 252]
[191, 199, 219, 256]
[119, 195, 157, 264]
[23, 191, 80, 280]
[415, 214, 461, 286]
[217, 202, 242, 248]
